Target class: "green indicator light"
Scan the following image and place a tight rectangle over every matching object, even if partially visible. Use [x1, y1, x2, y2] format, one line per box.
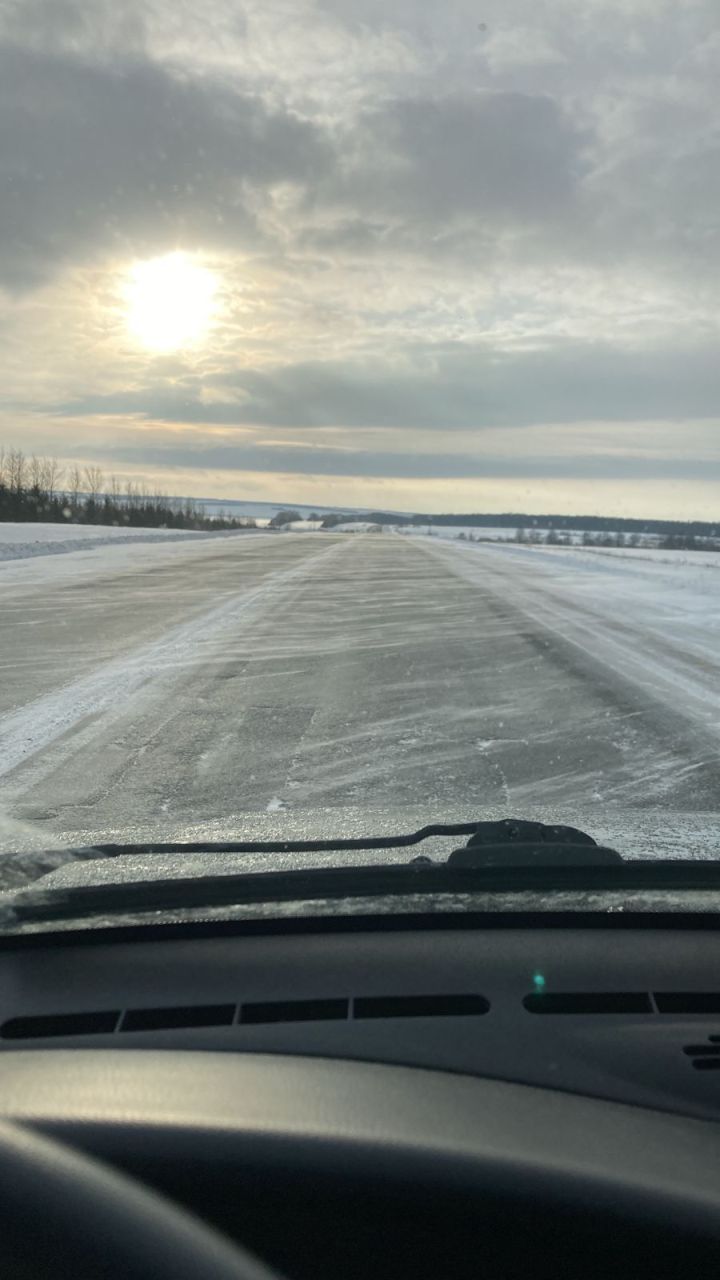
[533, 973, 546, 991]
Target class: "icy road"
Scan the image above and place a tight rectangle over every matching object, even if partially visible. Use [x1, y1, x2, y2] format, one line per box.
[2, 530, 720, 855]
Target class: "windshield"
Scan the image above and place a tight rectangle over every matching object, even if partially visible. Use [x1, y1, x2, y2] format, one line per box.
[1, 1, 719, 920]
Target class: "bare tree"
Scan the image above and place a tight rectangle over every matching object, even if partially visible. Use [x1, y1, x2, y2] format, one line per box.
[42, 456, 63, 498]
[83, 465, 104, 501]
[29, 454, 44, 492]
[7, 449, 27, 493]
[68, 465, 83, 508]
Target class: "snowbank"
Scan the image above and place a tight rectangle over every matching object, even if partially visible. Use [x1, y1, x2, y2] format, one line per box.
[0, 520, 225, 563]
[0, 522, 269, 591]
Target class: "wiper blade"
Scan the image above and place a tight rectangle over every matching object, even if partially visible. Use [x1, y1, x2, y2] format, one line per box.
[10, 859, 720, 925]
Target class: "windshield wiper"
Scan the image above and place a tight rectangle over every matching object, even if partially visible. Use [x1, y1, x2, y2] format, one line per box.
[10, 820, 720, 926]
[6, 819, 628, 923]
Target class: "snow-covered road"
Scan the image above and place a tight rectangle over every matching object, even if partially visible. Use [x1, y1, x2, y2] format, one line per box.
[1, 531, 720, 861]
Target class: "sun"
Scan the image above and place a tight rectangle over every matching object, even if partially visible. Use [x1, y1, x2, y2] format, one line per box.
[123, 252, 218, 351]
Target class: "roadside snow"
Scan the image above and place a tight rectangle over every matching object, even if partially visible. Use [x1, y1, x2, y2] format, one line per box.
[529, 543, 720, 570]
[429, 538, 720, 729]
[0, 520, 245, 563]
[0, 523, 270, 592]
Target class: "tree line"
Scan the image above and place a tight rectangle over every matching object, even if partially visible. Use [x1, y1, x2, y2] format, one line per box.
[0, 449, 257, 532]
[409, 511, 720, 538]
[512, 527, 720, 551]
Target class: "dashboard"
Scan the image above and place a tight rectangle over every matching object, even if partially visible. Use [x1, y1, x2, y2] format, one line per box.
[2, 922, 720, 1119]
[1, 917, 720, 1277]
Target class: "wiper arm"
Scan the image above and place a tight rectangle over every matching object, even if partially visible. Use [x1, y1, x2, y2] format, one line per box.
[23, 820, 483, 862]
[24, 818, 621, 862]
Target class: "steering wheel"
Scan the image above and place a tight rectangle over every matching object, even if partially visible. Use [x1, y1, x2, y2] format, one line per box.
[0, 1119, 283, 1280]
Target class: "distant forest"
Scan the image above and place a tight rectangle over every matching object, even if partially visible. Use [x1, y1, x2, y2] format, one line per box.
[399, 511, 720, 537]
[0, 449, 256, 532]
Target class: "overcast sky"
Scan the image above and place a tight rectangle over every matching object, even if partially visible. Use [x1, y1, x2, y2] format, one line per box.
[0, 0, 718, 517]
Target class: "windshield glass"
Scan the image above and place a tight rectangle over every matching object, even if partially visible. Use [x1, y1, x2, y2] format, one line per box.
[1, 0, 719, 919]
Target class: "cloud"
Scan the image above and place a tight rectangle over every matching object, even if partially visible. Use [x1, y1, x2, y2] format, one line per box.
[0, 0, 147, 57]
[0, 43, 332, 288]
[337, 90, 586, 233]
[73, 432, 720, 484]
[481, 26, 567, 73]
[55, 338, 720, 431]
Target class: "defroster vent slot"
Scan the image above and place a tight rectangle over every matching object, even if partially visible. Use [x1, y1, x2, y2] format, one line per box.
[524, 993, 652, 1014]
[120, 1004, 236, 1032]
[354, 994, 489, 1019]
[0, 1011, 121, 1040]
[241, 999, 349, 1025]
[655, 993, 720, 1014]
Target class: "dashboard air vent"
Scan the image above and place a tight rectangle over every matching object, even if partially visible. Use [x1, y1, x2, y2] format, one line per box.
[354, 994, 489, 1019]
[0, 991, 490, 1041]
[0, 1011, 121, 1040]
[241, 999, 348, 1025]
[656, 993, 720, 1013]
[120, 1004, 235, 1032]
[524, 993, 652, 1014]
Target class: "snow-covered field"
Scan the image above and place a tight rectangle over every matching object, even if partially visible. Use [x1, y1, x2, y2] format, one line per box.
[537, 543, 720, 570]
[399, 523, 720, 556]
[398, 524, 520, 541]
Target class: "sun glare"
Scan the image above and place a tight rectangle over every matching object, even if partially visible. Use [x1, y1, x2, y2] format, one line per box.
[123, 253, 218, 351]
